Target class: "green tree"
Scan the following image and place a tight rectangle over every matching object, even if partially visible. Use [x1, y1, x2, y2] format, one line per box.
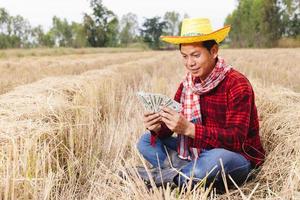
[225, 0, 284, 47]
[0, 8, 11, 48]
[48, 17, 88, 48]
[0, 7, 57, 48]
[50, 16, 73, 47]
[140, 17, 168, 49]
[278, 0, 300, 37]
[31, 25, 55, 47]
[237, 0, 262, 47]
[0, 8, 32, 48]
[83, 0, 119, 47]
[225, 0, 299, 47]
[0, 8, 9, 34]
[10, 15, 32, 47]
[163, 11, 180, 36]
[119, 13, 138, 46]
[71, 22, 88, 48]
[261, 0, 282, 47]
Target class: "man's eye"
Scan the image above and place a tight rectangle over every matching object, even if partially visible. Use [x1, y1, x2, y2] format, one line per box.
[193, 54, 200, 58]
[182, 55, 187, 59]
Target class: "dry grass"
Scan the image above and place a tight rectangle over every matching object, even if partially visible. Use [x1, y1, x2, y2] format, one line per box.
[0, 50, 158, 95]
[0, 47, 146, 59]
[277, 37, 300, 48]
[0, 48, 299, 199]
[220, 48, 300, 92]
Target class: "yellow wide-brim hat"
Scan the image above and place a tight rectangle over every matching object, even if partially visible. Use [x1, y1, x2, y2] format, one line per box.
[160, 18, 231, 44]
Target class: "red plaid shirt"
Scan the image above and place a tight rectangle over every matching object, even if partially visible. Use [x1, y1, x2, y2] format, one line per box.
[157, 69, 265, 167]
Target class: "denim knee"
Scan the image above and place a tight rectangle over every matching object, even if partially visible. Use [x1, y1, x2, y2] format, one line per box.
[137, 131, 151, 155]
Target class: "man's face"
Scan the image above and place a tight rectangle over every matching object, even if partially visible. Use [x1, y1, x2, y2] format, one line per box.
[180, 42, 218, 82]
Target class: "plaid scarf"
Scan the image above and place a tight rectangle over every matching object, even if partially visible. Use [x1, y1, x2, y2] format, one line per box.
[178, 57, 232, 160]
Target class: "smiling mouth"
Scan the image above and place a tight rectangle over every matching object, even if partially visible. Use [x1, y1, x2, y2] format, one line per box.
[191, 68, 200, 72]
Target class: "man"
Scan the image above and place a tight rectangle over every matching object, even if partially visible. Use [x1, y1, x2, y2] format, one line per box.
[137, 18, 265, 190]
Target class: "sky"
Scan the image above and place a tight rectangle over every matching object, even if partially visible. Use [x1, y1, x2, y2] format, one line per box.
[0, 0, 238, 31]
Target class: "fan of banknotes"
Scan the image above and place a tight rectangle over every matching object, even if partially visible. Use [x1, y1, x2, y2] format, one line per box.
[136, 91, 182, 113]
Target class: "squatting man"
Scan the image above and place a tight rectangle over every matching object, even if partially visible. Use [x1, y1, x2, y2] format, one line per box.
[137, 18, 265, 190]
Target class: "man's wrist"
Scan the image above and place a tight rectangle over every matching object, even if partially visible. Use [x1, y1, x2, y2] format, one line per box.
[185, 122, 195, 138]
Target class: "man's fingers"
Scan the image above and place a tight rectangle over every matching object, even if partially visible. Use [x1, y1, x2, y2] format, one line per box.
[161, 106, 177, 115]
[145, 116, 162, 127]
[144, 111, 155, 117]
[161, 117, 173, 127]
[144, 113, 160, 123]
[160, 110, 174, 121]
[148, 124, 160, 131]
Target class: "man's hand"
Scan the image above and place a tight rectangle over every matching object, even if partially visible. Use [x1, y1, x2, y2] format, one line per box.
[143, 112, 162, 134]
[160, 106, 195, 138]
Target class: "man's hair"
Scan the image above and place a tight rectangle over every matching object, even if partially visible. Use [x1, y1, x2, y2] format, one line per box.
[179, 40, 218, 52]
[202, 40, 218, 52]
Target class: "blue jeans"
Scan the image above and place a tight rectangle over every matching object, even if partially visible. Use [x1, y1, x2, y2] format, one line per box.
[137, 131, 252, 187]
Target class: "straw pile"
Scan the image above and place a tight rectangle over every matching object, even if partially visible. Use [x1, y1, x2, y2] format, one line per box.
[0, 51, 159, 94]
[0, 49, 299, 199]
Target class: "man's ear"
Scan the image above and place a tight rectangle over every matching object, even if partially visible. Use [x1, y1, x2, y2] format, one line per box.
[210, 44, 219, 59]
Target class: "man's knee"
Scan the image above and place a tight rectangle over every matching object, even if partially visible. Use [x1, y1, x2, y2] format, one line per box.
[182, 149, 236, 180]
[204, 148, 238, 167]
[136, 131, 151, 154]
[192, 163, 220, 181]
[198, 148, 251, 184]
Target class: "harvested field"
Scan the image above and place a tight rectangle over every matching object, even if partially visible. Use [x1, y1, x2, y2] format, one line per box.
[0, 47, 145, 59]
[0, 48, 299, 199]
[0, 50, 159, 94]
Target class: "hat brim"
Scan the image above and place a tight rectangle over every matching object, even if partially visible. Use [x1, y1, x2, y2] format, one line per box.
[160, 25, 231, 44]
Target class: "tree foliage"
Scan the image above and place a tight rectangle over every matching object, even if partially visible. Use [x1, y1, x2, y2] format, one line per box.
[51, 16, 73, 47]
[225, 0, 299, 47]
[0, 8, 32, 48]
[163, 11, 181, 36]
[279, 0, 300, 37]
[119, 13, 138, 46]
[83, 0, 119, 47]
[31, 25, 54, 47]
[140, 17, 168, 49]
[0, 0, 298, 49]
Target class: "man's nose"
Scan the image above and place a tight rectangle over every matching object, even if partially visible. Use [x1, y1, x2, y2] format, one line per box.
[187, 57, 195, 66]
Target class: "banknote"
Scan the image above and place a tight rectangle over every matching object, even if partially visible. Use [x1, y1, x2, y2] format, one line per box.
[136, 91, 182, 113]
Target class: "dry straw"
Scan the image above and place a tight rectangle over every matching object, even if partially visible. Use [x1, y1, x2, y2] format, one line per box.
[0, 51, 159, 94]
[0, 49, 299, 199]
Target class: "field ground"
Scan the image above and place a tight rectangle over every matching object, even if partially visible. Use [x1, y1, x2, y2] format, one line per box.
[0, 47, 146, 59]
[0, 50, 159, 94]
[0, 48, 299, 199]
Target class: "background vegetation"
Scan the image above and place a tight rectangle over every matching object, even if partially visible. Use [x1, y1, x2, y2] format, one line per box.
[224, 0, 300, 47]
[0, 0, 299, 49]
